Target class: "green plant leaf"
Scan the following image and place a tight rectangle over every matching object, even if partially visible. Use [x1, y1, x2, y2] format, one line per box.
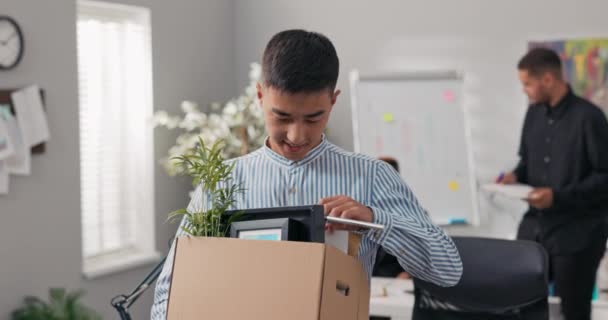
[168, 138, 245, 238]
[11, 288, 100, 320]
[167, 208, 189, 223]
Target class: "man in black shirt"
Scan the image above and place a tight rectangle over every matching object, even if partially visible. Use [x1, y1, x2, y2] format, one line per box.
[499, 48, 608, 320]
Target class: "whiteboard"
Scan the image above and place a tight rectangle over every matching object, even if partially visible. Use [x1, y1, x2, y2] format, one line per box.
[350, 71, 479, 225]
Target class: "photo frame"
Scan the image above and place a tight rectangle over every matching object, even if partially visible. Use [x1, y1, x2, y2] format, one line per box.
[223, 205, 326, 243]
[230, 218, 305, 242]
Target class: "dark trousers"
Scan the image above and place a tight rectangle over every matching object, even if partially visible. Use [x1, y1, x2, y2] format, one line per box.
[549, 239, 605, 320]
[517, 214, 608, 320]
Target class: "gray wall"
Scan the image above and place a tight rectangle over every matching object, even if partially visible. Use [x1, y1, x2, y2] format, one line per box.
[233, 0, 608, 237]
[0, 0, 234, 318]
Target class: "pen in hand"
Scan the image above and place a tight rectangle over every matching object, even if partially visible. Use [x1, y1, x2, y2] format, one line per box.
[496, 172, 505, 184]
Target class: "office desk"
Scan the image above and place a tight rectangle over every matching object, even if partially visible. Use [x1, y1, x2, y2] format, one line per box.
[370, 277, 414, 320]
[370, 277, 608, 320]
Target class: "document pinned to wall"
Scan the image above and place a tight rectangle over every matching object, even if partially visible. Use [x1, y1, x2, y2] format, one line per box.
[0, 161, 8, 195]
[11, 85, 50, 147]
[0, 105, 30, 175]
[0, 114, 15, 160]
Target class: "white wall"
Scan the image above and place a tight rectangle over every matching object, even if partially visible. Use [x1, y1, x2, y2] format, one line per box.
[0, 0, 234, 318]
[233, 0, 608, 236]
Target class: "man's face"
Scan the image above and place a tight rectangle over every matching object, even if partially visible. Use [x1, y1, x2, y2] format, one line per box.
[518, 69, 552, 104]
[257, 84, 340, 161]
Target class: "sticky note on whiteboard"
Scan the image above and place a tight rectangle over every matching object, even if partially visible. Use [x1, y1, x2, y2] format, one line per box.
[448, 180, 460, 191]
[383, 113, 394, 123]
[443, 90, 455, 103]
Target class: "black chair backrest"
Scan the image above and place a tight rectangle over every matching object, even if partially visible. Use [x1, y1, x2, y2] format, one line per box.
[413, 237, 549, 320]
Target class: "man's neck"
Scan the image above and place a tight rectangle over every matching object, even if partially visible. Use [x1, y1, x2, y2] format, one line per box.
[549, 83, 569, 108]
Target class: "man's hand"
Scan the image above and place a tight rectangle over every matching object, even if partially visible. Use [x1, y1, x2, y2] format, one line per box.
[496, 172, 517, 184]
[319, 195, 373, 232]
[528, 188, 554, 209]
[397, 272, 411, 280]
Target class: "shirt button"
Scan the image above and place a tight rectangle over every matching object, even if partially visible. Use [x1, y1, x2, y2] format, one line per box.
[546, 137, 551, 143]
[544, 156, 551, 163]
[548, 119, 554, 125]
[289, 187, 296, 193]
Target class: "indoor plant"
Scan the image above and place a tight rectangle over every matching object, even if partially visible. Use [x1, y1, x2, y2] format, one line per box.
[167, 138, 244, 237]
[153, 63, 265, 176]
[11, 288, 101, 320]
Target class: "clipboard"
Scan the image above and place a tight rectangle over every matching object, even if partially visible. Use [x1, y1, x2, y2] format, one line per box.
[325, 216, 385, 230]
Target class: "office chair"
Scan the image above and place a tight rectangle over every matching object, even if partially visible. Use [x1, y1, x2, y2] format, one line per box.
[413, 237, 549, 320]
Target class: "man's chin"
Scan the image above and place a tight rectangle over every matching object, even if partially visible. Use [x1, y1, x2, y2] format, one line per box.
[268, 139, 309, 161]
[279, 145, 309, 161]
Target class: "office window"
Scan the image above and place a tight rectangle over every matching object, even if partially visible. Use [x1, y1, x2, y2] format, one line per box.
[77, 0, 158, 278]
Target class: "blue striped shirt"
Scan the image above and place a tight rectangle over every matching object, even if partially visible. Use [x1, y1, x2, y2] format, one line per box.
[151, 136, 462, 319]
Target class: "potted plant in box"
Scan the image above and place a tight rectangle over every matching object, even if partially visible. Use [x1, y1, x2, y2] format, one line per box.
[167, 138, 244, 237]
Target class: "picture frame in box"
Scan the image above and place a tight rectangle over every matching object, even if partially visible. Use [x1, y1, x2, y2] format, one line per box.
[223, 205, 326, 243]
[230, 217, 305, 241]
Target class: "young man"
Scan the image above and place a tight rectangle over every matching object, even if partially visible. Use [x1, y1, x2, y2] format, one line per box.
[151, 30, 462, 319]
[499, 48, 608, 320]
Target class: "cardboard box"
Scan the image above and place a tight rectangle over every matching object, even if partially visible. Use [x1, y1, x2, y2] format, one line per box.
[167, 237, 370, 320]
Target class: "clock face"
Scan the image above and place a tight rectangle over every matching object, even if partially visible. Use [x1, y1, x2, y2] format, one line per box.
[0, 16, 24, 70]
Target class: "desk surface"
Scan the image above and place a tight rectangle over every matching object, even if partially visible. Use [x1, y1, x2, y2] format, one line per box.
[370, 278, 414, 320]
[370, 277, 608, 320]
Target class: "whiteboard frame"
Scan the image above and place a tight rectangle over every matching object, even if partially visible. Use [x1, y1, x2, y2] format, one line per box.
[349, 70, 480, 226]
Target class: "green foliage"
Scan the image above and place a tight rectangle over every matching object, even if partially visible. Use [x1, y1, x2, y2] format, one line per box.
[169, 138, 244, 237]
[11, 288, 101, 320]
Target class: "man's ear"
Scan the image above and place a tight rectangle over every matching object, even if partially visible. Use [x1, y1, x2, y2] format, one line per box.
[541, 72, 555, 87]
[331, 89, 341, 106]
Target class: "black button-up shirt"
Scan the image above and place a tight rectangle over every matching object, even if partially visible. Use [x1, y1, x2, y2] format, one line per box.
[514, 87, 608, 253]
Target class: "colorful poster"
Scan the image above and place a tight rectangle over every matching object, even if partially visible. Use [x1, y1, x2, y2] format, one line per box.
[529, 39, 608, 116]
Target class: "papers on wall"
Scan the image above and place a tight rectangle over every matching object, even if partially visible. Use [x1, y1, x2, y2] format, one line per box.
[0, 106, 30, 175]
[11, 85, 50, 147]
[0, 85, 50, 195]
[0, 161, 8, 195]
[0, 113, 15, 160]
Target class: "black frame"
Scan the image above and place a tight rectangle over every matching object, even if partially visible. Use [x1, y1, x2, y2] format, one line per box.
[230, 218, 305, 241]
[0, 15, 25, 70]
[223, 205, 326, 243]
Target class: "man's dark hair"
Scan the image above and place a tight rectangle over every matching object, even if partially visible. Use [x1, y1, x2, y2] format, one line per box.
[518, 47, 563, 78]
[262, 29, 339, 93]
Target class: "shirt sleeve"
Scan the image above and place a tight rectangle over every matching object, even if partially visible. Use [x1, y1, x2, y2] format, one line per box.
[151, 185, 207, 320]
[365, 161, 463, 287]
[554, 109, 608, 209]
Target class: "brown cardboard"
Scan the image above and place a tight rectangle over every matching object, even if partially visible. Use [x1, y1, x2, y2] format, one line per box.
[167, 237, 370, 320]
[347, 232, 362, 257]
[318, 245, 366, 320]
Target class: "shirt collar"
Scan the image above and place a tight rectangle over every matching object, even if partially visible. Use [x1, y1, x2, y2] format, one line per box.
[262, 134, 329, 167]
[545, 86, 574, 119]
